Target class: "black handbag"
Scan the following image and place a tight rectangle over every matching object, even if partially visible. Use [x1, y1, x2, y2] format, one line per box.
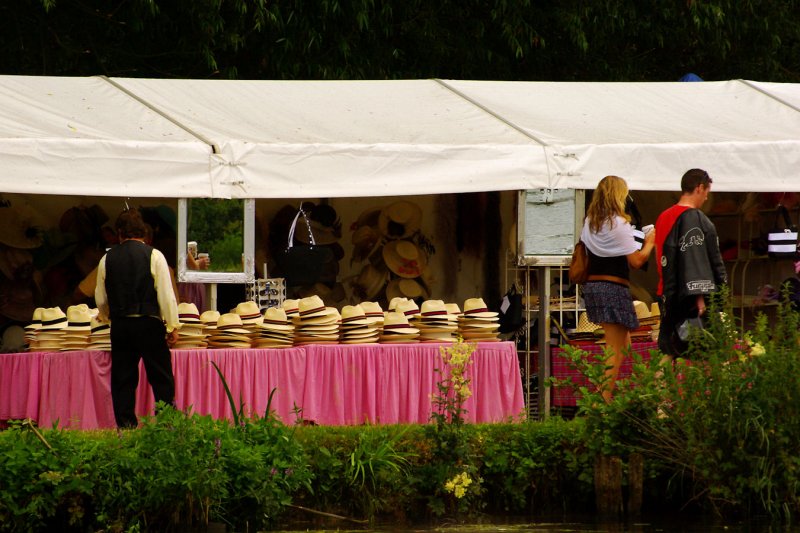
[275, 208, 334, 287]
[498, 284, 525, 334]
[767, 205, 799, 259]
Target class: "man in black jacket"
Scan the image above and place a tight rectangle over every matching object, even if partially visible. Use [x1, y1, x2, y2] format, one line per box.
[655, 169, 727, 357]
[95, 209, 180, 428]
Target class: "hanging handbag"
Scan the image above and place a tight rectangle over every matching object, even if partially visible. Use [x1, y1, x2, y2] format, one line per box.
[498, 284, 525, 334]
[568, 240, 590, 284]
[767, 205, 799, 259]
[275, 208, 334, 287]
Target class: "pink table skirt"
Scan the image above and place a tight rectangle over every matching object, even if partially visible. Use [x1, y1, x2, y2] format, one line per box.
[0, 342, 524, 429]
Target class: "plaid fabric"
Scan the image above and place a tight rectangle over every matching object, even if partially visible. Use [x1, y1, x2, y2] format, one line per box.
[550, 341, 658, 406]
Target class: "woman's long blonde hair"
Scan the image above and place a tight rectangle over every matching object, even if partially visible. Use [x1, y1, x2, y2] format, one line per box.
[585, 175, 631, 233]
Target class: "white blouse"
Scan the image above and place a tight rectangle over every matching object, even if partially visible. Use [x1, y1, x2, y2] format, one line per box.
[580, 215, 638, 258]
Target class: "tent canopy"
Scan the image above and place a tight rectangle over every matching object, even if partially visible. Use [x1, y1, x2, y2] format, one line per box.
[0, 76, 798, 198]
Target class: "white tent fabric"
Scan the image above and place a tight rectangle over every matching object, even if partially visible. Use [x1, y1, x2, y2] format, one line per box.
[0, 75, 799, 198]
[0, 76, 213, 198]
[112, 78, 546, 198]
[445, 79, 800, 193]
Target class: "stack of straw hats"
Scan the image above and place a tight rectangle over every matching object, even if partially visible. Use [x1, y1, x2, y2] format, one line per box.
[379, 311, 419, 343]
[282, 299, 300, 319]
[339, 304, 381, 344]
[571, 312, 602, 343]
[292, 295, 340, 345]
[632, 300, 661, 342]
[87, 316, 111, 351]
[24, 307, 44, 350]
[360, 301, 385, 328]
[254, 307, 295, 348]
[33, 307, 68, 352]
[206, 313, 253, 349]
[412, 300, 458, 342]
[234, 301, 264, 339]
[60, 304, 94, 351]
[458, 298, 501, 342]
[174, 302, 207, 349]
[200, 310, 220, 335]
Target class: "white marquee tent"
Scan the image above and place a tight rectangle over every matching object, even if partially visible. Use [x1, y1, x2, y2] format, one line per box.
[0, 75, 798, 199]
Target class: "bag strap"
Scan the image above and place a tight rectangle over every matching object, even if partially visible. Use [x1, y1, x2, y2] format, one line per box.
[287, 208, 316, 248]
[773, 204, 795, 231]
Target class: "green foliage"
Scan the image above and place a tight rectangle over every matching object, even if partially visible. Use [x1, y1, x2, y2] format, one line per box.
[1, 1, 798, 81]
[556, 288, 800, 520]
[187, 199, 243, 272]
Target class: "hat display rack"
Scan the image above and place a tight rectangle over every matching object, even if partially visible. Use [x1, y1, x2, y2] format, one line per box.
[20, 295, 502, 351]
[350, 200, 435, 308]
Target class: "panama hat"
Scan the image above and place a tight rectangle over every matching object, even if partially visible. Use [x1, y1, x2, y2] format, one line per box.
[214, 313, 251, 335]
[25, 307, 45, 331]
[379, 201, 422, 239]
[340, 305, 370, 327]
[39, 307, 68, 331]
[234, 301, 264, 326]
[382, 240, 427, 278]
[388, 297, 408, 312]
[64, 305, 93, 332]
[462, 298, 499, 319]
[360, 301, 384, 324]
[261, 307, 294, 331]
[282, 299, 300, 317]
[296, 295, 336, 319]
[445, 303, 463, 317]
[0, 203, 44, 249]
[385, 278, 428, 302]
[178, 302, 202, 324]
[380, 312, 419, 336]
[396, 299, 420, 319]
[200, 310, 221, 326]
[419, 300, 457, 322]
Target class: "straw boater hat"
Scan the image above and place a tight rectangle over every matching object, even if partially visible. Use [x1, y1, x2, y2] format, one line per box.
[379, 311, 420, 343]
[385, 278, 428, 302]
[382, 240, 427, 278]
[234, 301, 264, 326]
[379, 201, 422, 239]
[25, 307, 45, 332]
[63, 305, 93, 332]
[214, 313, 252, 335]
[39, 307, 68, 331]
[206, 313, 253, 348]
[282, 299, 300, 318]
[633, 300, 660, 326]
[177, 302, 202, 324]
[445, 303, 463, 317]
[200, 310, 221, 330]
[388, 296, 408, 312]
[462, 298, 499, 319]
[395, 299, 420, 319]
[359, 301, 385, 325]
[418, 300, 457, 323]
[0, 203, 44, 249]
[261, 307, 295, 332]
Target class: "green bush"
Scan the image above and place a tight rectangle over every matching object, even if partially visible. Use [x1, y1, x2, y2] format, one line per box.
[556, 289, 800, 521]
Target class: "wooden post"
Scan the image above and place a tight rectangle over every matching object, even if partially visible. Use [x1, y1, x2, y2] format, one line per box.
[594, 454, 623, 517]
[627, 452, 644, 516]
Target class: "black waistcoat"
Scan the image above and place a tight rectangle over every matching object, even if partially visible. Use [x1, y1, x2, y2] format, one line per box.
[105, 240, 160, 319]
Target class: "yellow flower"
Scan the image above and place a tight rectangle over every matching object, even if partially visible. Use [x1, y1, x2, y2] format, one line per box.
[750, 343, 765, 357]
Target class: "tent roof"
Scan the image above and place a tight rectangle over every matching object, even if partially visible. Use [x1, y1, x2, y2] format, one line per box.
[0, 76, 798, 198]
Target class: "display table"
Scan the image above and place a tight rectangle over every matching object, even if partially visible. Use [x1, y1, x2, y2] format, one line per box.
[550, 341, 659, 406]
[0, 342, 524, 429]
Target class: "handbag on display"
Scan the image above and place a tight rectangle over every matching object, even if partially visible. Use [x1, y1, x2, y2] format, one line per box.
[767, 205, 799, 259]
[275, 208, 334, 287]
[676, 316, 705, 343]
[568, 240, 590, 284]
[498, 284, 525, 334]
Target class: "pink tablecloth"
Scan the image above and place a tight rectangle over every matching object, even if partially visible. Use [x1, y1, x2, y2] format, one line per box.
[550, 341, 658, 406]
[0, 341, 524, 429]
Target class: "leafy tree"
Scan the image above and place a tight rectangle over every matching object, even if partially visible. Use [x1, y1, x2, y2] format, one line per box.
[0, 1, 797, 81]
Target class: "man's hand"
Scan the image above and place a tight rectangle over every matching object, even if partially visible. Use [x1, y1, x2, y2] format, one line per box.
[696, 295, 706, 316]
[166, 328, 179, 347]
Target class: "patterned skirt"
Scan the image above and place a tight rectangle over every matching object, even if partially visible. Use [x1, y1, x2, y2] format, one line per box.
[581, 281, 638, 330]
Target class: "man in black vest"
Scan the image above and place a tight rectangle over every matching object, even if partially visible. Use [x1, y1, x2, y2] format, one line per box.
[95, 208, 180, 428]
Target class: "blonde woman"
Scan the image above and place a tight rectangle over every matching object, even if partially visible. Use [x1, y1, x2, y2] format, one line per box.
[580, 176, 655, 403]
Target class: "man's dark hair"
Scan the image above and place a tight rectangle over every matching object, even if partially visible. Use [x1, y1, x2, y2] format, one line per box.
[115, 209, 148, 239]
[681, 168, 713, 193]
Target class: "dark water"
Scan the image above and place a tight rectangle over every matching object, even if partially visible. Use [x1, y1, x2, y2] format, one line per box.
[273, 513, 799, 532]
